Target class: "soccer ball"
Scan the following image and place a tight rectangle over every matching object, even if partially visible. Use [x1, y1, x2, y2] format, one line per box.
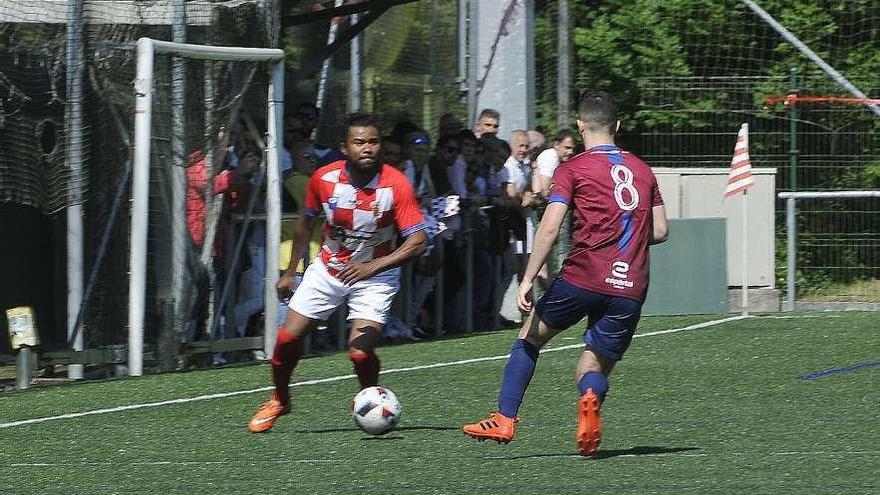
[352, 386, 402, 435]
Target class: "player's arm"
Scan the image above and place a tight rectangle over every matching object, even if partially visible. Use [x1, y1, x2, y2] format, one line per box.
[517, 201, 568, 312]
[650, 204, 669, 245]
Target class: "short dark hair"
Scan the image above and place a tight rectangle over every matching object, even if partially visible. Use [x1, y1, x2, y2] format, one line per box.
[478, 108, 500, 121]
[577, 91, 617, 133]
[340, 112, 380, 142]
[553, 129, 577, 143]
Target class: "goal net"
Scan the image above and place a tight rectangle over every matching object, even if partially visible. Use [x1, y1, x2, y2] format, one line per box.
[129, 39, 284, 376]
[0, 1, 282, 373]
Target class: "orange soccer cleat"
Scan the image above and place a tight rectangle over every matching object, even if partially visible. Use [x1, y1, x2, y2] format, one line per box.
[576, 389, 602, 456]
[247, 395, 291, 433]
[462, 411, 519, 444]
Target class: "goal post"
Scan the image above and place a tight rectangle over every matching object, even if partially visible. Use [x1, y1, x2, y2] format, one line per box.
[130, 38, 284, 376]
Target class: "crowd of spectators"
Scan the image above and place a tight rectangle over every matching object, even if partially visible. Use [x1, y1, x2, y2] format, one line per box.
[188, 104, 582, 359]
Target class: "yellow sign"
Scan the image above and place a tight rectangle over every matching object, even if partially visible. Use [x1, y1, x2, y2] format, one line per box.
[6, 306, 38, 349]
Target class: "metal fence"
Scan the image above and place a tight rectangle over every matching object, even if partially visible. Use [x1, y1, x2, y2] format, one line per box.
[780, 191, 880, 310]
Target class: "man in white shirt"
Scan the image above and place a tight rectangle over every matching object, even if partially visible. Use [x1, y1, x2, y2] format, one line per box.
[534, 129, 577, 198]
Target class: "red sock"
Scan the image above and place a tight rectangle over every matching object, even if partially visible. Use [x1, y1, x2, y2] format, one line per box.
[271, 328, 302, 405]
[349, 350, 381, 389]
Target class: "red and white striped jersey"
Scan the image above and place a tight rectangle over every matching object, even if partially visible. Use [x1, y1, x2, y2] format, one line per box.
[304, 160, 426, 274]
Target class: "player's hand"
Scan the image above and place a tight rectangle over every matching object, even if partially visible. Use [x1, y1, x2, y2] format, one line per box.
[517, 279, 534, 313]
[337, 260, 378, 286]
[276, 272, 298, 300]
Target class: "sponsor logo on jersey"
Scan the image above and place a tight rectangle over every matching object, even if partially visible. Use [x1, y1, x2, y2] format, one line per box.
[604, 277, 634, 288]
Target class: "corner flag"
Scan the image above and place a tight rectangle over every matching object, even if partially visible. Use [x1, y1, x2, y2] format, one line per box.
[724, 123, 755, 197]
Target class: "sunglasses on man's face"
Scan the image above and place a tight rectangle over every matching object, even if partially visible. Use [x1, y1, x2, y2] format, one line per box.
[411, 136, 430, 145]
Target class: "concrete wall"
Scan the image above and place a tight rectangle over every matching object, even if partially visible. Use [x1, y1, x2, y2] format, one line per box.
[474, 0, 534, 138]
[654, 167, 777, 289]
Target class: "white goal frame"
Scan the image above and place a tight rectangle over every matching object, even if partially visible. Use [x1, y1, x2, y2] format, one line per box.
[130, 38, 285, 376]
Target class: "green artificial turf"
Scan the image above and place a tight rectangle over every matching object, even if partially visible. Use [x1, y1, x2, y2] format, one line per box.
[0, 312, 877, 494]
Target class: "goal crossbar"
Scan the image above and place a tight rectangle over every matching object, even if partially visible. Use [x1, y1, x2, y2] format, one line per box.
[130, 38, 284, 376]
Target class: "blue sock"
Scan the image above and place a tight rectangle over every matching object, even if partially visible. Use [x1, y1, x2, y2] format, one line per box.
[498, 339, 539, 418]
[578, 372, 609, 403]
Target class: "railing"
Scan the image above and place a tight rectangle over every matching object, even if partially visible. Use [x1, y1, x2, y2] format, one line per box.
[779, 190, 880, 310]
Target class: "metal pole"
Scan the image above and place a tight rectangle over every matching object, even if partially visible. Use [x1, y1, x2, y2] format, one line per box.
[458, 0, 467, 92]
[202, 62, 217, 338]
[524, 0, 535, 130]
[466, 0, 479, 125]
[15, 347, 33, 390]
[65, 0, 84, 380]
[785, 197, 796, 311]
[130, 38, 156, 377]
[264, 61, 285, 358]
[741, 190, 749, 316]
[556, 0, 569, 130]
[741, 0, 880, 117]
[349, 13, 362, 112]
[464, 212, 474, 332]
[788, 67, 798, 192]
[316, 0, 344, 136]
[433, 240, 444, 338]
[171, 0, 188, 354]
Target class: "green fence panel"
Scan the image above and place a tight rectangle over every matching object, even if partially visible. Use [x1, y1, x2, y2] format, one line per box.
[643, 218, 728, 315]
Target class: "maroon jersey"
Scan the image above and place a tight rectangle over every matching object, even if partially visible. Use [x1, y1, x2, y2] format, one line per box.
[547, 145, 664, 302]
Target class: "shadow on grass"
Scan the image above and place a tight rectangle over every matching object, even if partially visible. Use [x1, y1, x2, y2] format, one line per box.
[294, 425, 460, 434]
[483, 446, 700, 460]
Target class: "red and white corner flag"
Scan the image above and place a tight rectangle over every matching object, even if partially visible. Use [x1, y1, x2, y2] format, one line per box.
[724, 123, 755, 197]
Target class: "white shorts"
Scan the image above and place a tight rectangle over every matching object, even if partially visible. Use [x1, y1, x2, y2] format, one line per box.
[288, 259, 400, 325]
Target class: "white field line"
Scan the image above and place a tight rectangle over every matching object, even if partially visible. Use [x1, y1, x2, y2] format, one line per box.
[9, 448, 880, 467]
[0, 315, 749, 430]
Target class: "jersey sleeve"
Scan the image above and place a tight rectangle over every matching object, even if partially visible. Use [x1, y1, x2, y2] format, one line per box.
[651, 174, 665, 207]
[547, 164, 574, 205]
[393, 177, 427, 237]
[303, 171, 323, 217]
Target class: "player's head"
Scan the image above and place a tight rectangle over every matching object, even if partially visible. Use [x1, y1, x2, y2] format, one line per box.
[576, 91, 620, 136]
[553, 129, 577, 162]
[340, 112, 381, 172]
[474, 108, 500, 137]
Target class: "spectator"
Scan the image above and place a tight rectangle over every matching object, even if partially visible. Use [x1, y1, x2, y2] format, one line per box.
[534, 129, 578, 198]
[527, 129, 546, 163]
[473, 108, 501, 138]
[379, 135, 403, 170]
[430, 133, 458, 197]
[184, 136, 257, 347]
[438, 111, 464, 137]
